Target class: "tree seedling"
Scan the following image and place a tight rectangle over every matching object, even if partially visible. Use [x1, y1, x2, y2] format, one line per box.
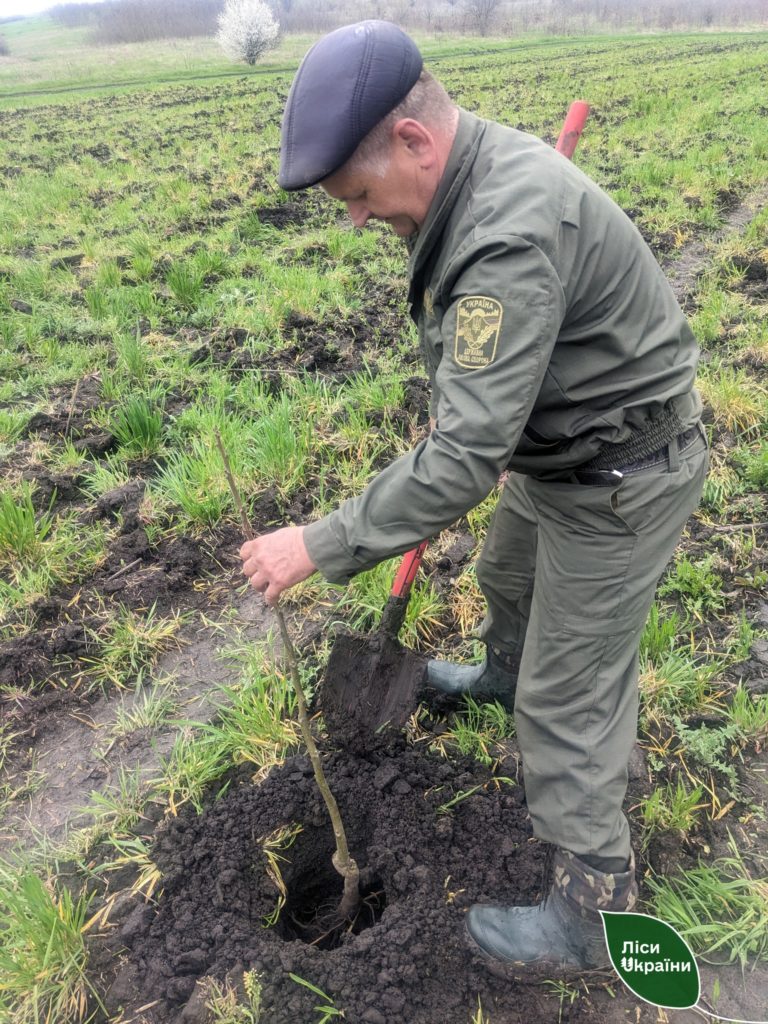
[215, 430, 361, 922]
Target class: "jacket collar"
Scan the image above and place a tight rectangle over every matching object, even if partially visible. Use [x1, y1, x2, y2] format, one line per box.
[407, 107, 486, 280]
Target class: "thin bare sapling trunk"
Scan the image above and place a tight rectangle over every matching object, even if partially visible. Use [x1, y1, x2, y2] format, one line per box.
[214, 431, 361, 920]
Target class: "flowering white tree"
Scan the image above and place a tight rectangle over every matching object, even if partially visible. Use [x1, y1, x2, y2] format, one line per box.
[217, 0, 279, 66]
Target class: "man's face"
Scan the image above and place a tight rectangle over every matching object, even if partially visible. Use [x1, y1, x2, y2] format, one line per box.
[320, 142, 434, 237]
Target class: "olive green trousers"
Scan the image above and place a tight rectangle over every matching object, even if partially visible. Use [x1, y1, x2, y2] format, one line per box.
[477, 427, 709, 862]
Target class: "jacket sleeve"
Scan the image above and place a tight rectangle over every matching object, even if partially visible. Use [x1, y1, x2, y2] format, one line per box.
[303, 235, 566, 584]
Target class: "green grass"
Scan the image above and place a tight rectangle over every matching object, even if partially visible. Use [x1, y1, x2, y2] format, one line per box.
[647, 841, 768, 967]
[156, 638, 301, 813]
[429, 697, 515, 767]
[697, 364, 768, 433]
[327, 558, 446, 647]
[735, 440, 768, 489]
[639, 645, 721, 725]
[639, 778, 706, 848]
[639, 603, 684, 662]
[90, 833, 162, 902]
[0, 481, 54, 560]
[0, 503, 111, 619]
[110, 392, 165, 456]
[672, 716, 741, 796]
[725, 684, 768, 748]
[76, 602, 185, 691]
[0, 859, 99, 1023]
[657, 553, 726, 618]
[67, 770, 150, 859]
[108, 677, 179, 740]
[288, 974, 344, 1023]
[152, 392, 317, 527]
[0, 409, 32, 446]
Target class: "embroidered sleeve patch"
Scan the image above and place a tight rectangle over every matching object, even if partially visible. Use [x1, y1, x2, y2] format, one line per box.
[454, 296, 503, 369]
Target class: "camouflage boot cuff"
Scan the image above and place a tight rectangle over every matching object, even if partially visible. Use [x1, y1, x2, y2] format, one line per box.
[553, 848, 638, 922]
[487, 644, 522, 672]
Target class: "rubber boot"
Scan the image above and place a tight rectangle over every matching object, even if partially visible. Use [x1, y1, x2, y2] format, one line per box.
[465, 847, 638, 975]
[424, 645, 519, 711]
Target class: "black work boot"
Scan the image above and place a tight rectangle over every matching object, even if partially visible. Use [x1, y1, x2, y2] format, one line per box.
[424, 645, 519, 711]
[465, 847, 638, 976]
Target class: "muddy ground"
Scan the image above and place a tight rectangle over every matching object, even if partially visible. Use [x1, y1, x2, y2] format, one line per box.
[89, 713, 768, 1024]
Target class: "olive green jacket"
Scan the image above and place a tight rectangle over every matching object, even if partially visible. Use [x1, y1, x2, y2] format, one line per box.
[304, 109, 701, 583]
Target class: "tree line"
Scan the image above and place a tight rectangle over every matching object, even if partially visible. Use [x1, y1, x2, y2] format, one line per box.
[49, 0, 224, 42]
[37, 0, 768, 45]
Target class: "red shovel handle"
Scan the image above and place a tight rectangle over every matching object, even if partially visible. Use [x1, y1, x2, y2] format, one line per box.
[391, 539, 429, 600]
[555, 100, 590, 160]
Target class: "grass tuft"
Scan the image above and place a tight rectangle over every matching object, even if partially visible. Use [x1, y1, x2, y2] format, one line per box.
[647, 840, 768, 967]
[640, 778, 706, 848]
[0, 859, 100, 1024]
[429, 697, 515, 767]
[205, 969, 264, 1023]
[77, 601, 185, 691]
[111, 392, 165, 457]
[0, 481, 54, 561]
[658, 553, 725, 617]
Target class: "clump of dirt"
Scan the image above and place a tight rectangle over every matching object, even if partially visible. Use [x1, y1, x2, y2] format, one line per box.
[21, 374, 111, 448]
[732, 254, 768, 301]
[255, 202, 308, 229]
[99, 735, 551, 1024]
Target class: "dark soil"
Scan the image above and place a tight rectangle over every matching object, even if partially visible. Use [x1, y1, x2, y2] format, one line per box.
[96, 736, 560, 1024]
[95, 711, 768, 1024]
[255, 202, 310, 230]
[86, 712, 768, 1024]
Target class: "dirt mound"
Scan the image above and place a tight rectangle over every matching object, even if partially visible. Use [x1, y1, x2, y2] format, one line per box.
[103, 735, 556, 1024]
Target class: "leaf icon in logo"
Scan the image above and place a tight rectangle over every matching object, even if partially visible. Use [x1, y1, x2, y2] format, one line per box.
[602, 911, 700, 1009]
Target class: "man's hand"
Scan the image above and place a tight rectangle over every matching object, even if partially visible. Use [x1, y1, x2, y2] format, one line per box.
[240, 525, 317, 606]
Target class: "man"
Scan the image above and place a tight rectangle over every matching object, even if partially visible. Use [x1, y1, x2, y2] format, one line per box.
[240, 21, 708, 973]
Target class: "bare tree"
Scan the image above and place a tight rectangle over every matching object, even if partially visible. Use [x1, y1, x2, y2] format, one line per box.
[463, 0, 501, 34]
[49, 3, 101, 27]
[92, 0, 226, 45]
[50, 0, 768, 41]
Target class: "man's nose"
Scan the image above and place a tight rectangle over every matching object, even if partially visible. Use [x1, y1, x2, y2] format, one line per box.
[346, 200, 370, 228]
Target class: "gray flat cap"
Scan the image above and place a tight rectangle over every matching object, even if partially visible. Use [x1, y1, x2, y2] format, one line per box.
[279, 21, 423, 191]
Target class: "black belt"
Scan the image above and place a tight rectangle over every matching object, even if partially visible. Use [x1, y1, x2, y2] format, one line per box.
[570, 425, 702, 486]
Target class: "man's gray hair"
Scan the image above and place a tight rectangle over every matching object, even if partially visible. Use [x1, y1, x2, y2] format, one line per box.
[346, 70, 458, 177]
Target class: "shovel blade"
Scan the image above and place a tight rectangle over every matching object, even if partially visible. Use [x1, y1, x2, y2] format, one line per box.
[321, 629, 426, 746]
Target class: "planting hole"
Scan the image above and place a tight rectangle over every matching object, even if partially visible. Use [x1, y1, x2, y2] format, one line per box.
[278, 861, 386, 950]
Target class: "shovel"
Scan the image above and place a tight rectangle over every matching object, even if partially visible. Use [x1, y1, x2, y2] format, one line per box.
[321, 541, 429, 743]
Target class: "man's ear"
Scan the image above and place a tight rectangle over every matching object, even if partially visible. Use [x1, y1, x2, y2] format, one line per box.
[393, 118, 437, 164]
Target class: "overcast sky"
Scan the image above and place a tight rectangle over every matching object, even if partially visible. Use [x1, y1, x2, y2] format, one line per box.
[1, 0, 103, 18]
